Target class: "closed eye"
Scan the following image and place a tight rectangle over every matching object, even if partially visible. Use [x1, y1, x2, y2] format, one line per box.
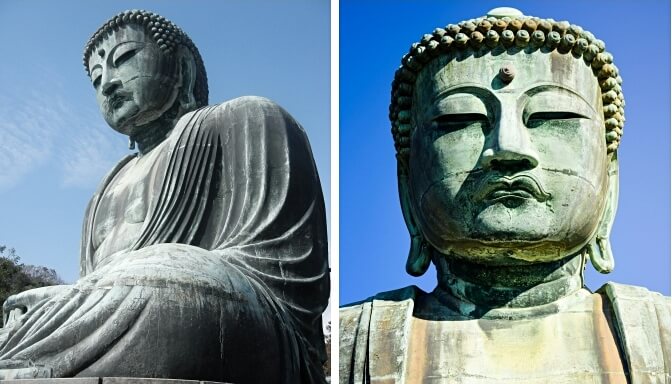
[114, 49, 138, 67]
[433, 113, 490, 133]
[526, 111, 586, 128]
[93, 75, 102, 89]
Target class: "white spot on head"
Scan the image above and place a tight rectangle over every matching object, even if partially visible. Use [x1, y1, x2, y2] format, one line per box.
[487, 7, 524, 18]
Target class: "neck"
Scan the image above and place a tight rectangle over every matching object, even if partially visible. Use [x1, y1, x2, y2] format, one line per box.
[130, 117, 175, 155]
[129, 98, 188, 155]
[432, 251, 586, 317]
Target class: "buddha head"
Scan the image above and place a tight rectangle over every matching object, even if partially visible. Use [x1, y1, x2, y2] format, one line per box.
[391, 8, 623, 276]
[83, 10, 208, 140]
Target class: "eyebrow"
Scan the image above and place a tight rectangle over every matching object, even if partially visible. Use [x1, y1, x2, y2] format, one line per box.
[109, 41, 145, 58]
[431, 84, 495, 104]
[89, 40, 145, 77]
[523, 83, 596, 113]
[89, 63, 102, 75]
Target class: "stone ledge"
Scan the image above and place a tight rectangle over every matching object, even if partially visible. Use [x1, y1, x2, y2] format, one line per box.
[0, 378, 233, 384]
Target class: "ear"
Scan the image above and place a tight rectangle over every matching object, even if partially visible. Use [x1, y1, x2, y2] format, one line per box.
[176, 46, 197, 112]
[587, 153, 619, 273]
[397, 154, 432, 276]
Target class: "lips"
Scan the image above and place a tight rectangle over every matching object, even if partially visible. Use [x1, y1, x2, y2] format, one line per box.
[474, 174, 551, 203]
[109, 94, 127, 109]
[105, 92, 132, 111]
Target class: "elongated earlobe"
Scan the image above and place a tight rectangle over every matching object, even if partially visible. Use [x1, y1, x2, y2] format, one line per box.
[407, 234, 432, 276]
[398, 155, 432, 276]
[587, 236, 614, 273]
[587, 154, 619, 273]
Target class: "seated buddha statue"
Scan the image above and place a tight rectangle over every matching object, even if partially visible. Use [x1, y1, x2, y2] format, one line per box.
[0, 10, 329, 383]
[340, 7, 669, 384]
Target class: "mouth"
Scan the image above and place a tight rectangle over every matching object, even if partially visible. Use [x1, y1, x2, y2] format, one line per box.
[105, 92, 132, 111]
[474, 174, 551, 204]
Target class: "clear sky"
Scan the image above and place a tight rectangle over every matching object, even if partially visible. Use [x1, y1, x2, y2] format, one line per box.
[340, 0, 671, 304]
[0, 1, 330, 285]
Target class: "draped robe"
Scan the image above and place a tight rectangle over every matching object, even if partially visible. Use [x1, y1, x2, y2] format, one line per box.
[0, 96, 330, 383]
[340, 284, 669, 384]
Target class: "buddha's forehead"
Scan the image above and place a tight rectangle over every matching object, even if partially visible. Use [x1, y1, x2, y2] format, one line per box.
[88, 24, 150, 67]
[414, 50, 599, 109]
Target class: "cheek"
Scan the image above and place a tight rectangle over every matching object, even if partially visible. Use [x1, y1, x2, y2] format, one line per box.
[130, 51, 179, 102]
[96, 93, 105, 109]
[533, 121, 608, 240]
[132, 76, 174, 110]
[410, 123, 486, 198]
[417, 178, 476, 243]
[532, 120, 606, 182]
[546, 173, 605, 249]
[149, 54, 179, 88]
[96, 93, 115, 122]
[408, 124, 486, 244]
[134, 50, 175, 77]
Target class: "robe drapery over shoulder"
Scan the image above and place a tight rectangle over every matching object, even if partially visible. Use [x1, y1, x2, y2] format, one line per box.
[0, 97, 329, 382]
[83, 96, 329, 354]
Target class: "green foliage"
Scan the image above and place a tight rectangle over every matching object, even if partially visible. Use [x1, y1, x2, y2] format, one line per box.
[0, 245, 64, 306]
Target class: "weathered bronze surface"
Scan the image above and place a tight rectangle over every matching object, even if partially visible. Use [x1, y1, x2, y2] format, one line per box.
[0, 10, 329, 383]
[341, 7, 669, 383]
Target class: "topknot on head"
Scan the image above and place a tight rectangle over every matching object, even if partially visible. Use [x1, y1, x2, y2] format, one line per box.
[390, 10, 625, 159]
[486, 7, 524, 19]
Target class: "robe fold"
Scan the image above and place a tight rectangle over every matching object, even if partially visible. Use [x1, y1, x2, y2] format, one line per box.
[0, 96, 329, 383]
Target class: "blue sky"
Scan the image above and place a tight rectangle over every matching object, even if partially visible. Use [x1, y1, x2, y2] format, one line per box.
[340, 0, 671, 304]
[0, 0, 330, 284]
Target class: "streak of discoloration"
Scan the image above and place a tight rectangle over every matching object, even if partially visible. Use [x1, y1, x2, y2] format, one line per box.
[405, 317, 428, 384]
[592, 293, 628, 384]
[541, 167, 578, 176]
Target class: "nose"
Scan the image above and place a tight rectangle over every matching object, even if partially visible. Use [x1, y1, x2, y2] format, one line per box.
[101, 71, 122, 96]
[479, 108, 539, 171]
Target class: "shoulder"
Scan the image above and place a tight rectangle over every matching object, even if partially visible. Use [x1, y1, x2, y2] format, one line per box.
[598, 282, 669, 338]
[598, 281, 670, 312]
[340, 285, 422, 332]
[218, 95, 286, 111]
[208, 96, 298, 125]
[341, 285, 420, 307]
[598, 282, 670, 380]
[172, 96, 304, 141]
[339, 287, 416, 353]
[340, 286, 422, 381]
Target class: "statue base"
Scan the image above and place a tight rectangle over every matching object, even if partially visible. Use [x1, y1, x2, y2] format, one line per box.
[0, 378, 233, 384]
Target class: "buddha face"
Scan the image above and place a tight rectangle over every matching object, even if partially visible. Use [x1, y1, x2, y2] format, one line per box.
[409, 50, 609, 265]
[88, 24, 180, 136]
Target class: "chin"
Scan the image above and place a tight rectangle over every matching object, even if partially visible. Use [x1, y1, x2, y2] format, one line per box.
[106, 118, 132, 136]
[103, 104, 141, 134]
[467, 200, 553, 240]
[440, 225, 594, 265]
[445, 240, 581, 265]
[429, 216, 593, 265]
[469, 229, 549, 245]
